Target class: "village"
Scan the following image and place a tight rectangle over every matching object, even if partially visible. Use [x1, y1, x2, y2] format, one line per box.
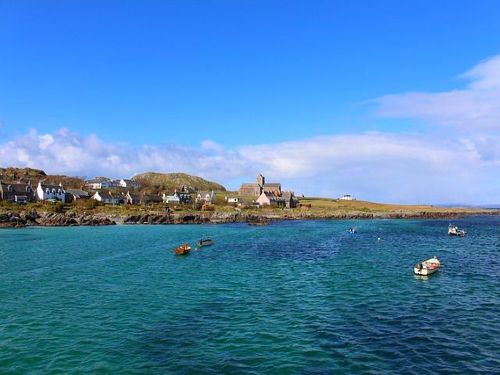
[0, 173, 318, 210]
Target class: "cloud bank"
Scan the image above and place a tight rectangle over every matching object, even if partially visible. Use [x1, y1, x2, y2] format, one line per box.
[1, 127, 498, 204]
[375, 55, 500, 131]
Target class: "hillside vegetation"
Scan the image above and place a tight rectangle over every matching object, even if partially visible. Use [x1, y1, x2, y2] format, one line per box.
[132, 172, 226, 193]
[0, 167, 84, 188]
[0, 167, 46, 181]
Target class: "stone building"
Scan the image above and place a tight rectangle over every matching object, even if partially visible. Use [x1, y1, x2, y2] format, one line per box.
[0, 181, 35, 204]
[239, 174, 282, 197]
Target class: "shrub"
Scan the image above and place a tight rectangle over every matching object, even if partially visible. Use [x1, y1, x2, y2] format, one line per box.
[49, 201, 64, 213]
[84, 199, 100, 210]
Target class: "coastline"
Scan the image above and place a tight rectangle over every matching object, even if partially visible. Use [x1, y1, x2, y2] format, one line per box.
[1, 208, 498, 228]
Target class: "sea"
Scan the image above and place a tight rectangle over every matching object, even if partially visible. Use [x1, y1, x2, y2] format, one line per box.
[1, 216, 499, 374]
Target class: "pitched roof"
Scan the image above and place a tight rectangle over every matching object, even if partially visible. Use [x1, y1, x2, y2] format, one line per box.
[264, 183, 281, 188]
[39, 182, 63, 190]
[66, 189, 90, 197]
[261, 191, 285, 202]
[95, 190, 114, 198]
[0, 181, 33, 194]
[86, 177, 111, 183]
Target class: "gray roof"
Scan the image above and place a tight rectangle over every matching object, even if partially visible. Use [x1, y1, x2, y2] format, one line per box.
[86, 177, 111, 183]
[0, 181, 33, 194]
[66, 189, 90, 197]
[40, 182, 63, 190]
[262, 192, 285, 202]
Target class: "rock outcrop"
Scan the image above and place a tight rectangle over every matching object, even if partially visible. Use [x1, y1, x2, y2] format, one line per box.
[0, 211, 116, 228]
[0, 208, 497, 228]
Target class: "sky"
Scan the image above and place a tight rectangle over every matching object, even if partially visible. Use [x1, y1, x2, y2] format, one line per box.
[1, 0, 500, 204]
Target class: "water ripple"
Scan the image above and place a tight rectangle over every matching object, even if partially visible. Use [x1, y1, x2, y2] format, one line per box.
[0, 218, 499, 373]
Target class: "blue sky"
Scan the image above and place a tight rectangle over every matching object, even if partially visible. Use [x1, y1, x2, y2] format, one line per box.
[1, 1, 500, 203]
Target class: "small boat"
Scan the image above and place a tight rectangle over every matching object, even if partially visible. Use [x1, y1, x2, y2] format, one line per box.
[414, 256, 441, 276]
[448, 224, 466, 237]
[175, 243, 191, 255]
[348, 227, 357, 234]
[196, 238, 214, 248]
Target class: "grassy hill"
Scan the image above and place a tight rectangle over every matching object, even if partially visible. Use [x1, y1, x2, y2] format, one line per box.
[0, 167, 46, 181]
[0, 167, 84, 188]
[132, 172, 226, 193]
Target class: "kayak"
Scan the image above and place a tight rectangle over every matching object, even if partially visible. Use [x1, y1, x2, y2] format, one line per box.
[414, 256, 441, 276]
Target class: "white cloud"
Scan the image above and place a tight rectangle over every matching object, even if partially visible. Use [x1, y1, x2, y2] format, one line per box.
[374, 54, 500, 130]
[1, 128, 499, 204]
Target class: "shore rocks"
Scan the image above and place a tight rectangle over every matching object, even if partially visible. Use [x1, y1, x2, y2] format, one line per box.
[0, 208, 497, 228]
[0, 211, 116, 228]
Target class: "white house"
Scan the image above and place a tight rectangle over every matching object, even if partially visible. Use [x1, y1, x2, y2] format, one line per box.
[36, 182, 66, 203]
[119, 179, 140, 189]
[196, 191, 216, 204]
[85, 177, 115, 190]
[162, 192, 181, 204]
[91, 191, 121, 205]
[339, 194, 354, 201]
[225, 196, 242, 204]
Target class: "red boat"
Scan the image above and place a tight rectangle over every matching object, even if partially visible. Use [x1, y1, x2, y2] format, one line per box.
[175, 243, 191, 255]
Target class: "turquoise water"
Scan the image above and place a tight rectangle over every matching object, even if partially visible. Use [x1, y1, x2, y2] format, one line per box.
[1, 217, 499, 374]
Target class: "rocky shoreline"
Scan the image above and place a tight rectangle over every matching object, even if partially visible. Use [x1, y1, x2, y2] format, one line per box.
[0, 209, 498, 228]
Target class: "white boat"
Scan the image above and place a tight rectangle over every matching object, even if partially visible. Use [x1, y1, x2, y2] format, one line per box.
[414, 256, 441, 276]
[448, 224, 466, 237]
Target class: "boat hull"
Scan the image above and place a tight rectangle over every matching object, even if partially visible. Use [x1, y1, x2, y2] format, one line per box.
[175, 244, 191, 255]
[414, 258, 441, 276]
[196, 240, 214, 248]
[413, 267, 439, 276]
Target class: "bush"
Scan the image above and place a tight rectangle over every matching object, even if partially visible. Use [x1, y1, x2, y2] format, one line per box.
[84, 199, 100, 210]
[49, 201, 64, 213]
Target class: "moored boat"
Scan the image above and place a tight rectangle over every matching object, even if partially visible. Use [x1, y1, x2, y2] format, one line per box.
[414, 256, 441, 276]
[175, 243, 191, 255]
[448, 224, 466, 237]
[196, 238, 214, 248]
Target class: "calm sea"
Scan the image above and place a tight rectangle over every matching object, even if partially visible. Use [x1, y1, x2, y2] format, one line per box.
[1, 217, 499, 374]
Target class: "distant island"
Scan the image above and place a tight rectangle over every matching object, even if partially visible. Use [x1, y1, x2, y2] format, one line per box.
[0, 167, 498, 228]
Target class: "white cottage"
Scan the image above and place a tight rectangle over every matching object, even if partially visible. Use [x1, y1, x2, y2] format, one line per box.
[162, 192, 181, 204]
[339, 194, 353, 201]
[225, 196, 242, 204]
[196, 191, 216, 204]
[85, 177, 116, 190]
[91, 191, 121, 205]
[119, 179, 140, 189]
[36, 182, 66, 203]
